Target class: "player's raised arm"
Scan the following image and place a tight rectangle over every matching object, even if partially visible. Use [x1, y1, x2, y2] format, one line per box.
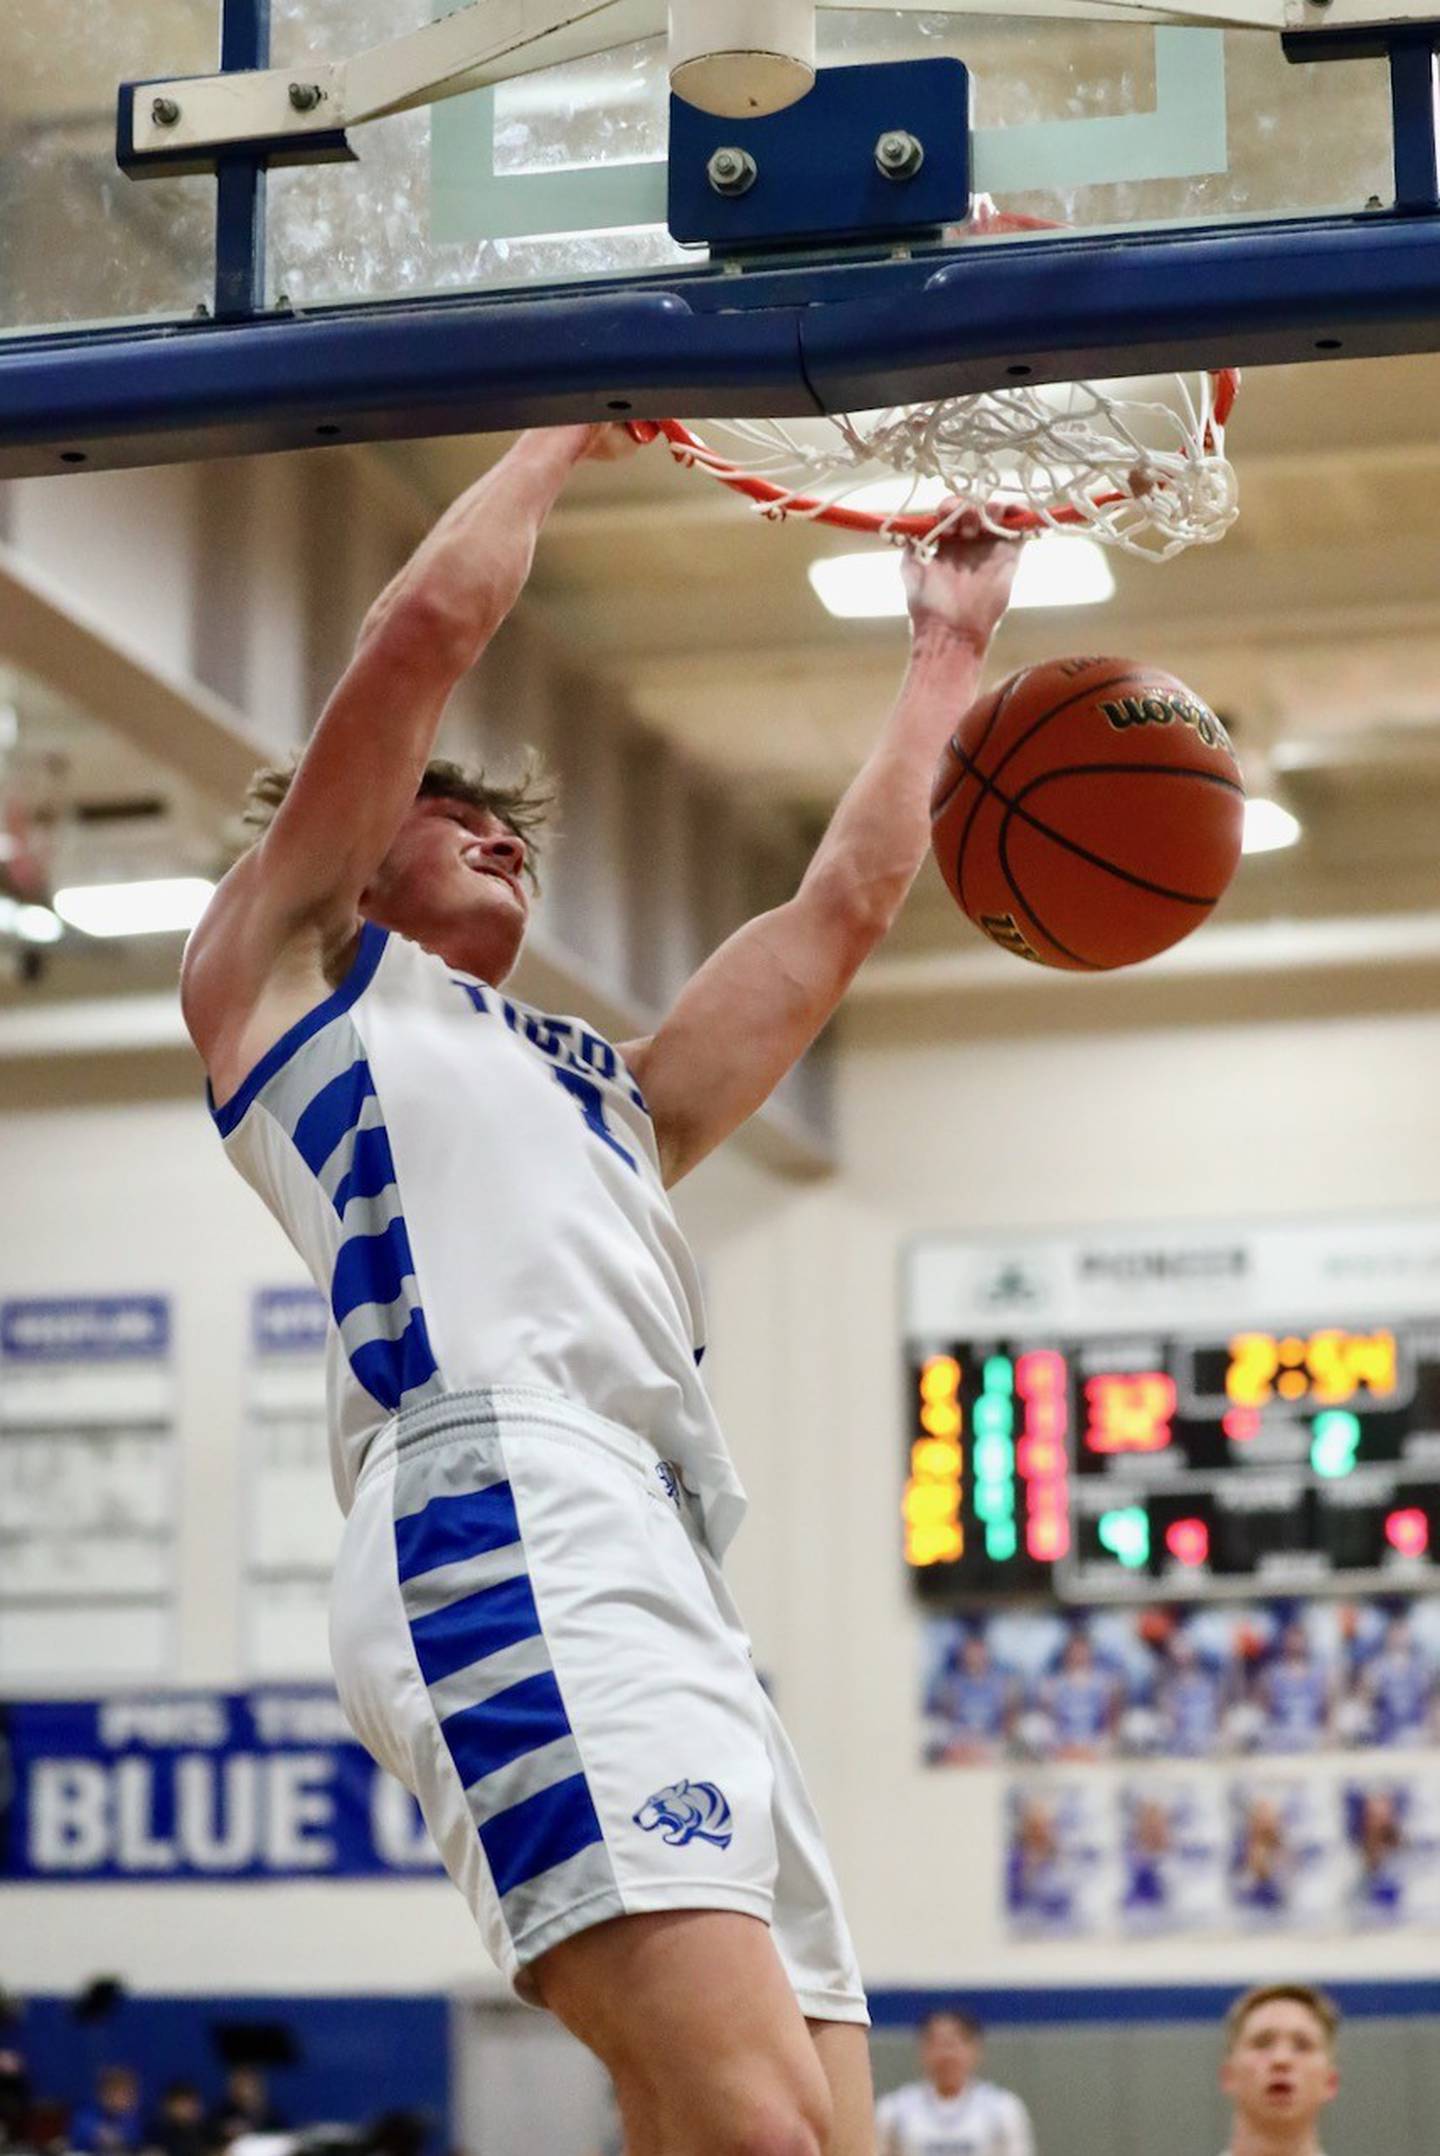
[183, 427, 601, 1039]
[622, 514, 1022, 1185]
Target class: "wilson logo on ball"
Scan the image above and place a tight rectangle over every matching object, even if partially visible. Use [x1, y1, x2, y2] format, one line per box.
[1099, 692, 1233, 755]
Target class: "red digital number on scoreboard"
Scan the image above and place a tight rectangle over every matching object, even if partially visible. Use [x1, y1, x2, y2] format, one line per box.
[1084, 1371, 1177, 1454]
[1016, 1350, 1070, 1561]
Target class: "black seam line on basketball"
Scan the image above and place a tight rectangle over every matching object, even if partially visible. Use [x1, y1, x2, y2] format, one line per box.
[952, 668, 1032, 910]
[1008, 762, 1241, 906]
[953, 666, 1162, 918]
[996, 793, 1094, 969]
[948, 746, 1238, 908]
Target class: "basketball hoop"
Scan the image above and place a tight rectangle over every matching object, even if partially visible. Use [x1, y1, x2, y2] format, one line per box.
[631, 204, 1240, 561]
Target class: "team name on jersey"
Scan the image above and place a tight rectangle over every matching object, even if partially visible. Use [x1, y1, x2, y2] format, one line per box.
[451, 979, 647, 1109]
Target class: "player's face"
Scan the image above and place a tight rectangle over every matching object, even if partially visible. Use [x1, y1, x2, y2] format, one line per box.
[1222, 2003, 1338, 2132]
[364, 798, 530, 981]
[919, 2018, 980, 2096]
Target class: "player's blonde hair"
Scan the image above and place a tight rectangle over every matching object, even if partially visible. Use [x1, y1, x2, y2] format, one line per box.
[1223, 1984, 1341, 2055]
[240, 752, 556, 887]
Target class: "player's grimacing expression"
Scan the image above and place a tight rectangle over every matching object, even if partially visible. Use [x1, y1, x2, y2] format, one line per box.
[919, 2014, 981, 2099]
[1221, 2000, 1338, 2129]
[362, 796, 530, 980]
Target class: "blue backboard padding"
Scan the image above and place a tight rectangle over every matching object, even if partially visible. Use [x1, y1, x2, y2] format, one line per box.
[3, 211, 1440, 478]
[668, 60, 970, 249]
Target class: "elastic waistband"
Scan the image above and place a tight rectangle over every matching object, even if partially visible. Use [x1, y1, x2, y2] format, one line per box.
[354, 1385, 663, 1495]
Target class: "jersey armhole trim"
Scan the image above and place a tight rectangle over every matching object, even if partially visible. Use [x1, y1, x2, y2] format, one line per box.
[208, 922, 390, 1136]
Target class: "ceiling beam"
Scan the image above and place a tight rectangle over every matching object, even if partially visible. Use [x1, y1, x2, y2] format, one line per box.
[0, 539, 266, 809]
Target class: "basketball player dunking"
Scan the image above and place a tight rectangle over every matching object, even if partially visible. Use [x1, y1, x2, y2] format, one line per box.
[182, 425, 1020, 2156]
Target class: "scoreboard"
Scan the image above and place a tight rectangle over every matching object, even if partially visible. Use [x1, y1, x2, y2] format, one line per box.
[902, 1216, 1440, 1603]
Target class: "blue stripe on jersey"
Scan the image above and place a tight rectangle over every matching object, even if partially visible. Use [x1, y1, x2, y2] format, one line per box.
[332, 1215, 419, 1324]
[348, 1308, 440, 1412]
[294, 1060, 377, 1175]
[208, 923, 388, 1136]
[332, 1125, 398, 1217]
[409, 1572, 543, 1685]
[479, 1774, 606, 1898]
[395, 1483, 522, 1584]
[440, 1671, 573, 1787]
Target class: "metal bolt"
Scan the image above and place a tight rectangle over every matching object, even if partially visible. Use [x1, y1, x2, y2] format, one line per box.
[875, 129, 925, 181]
[151, 96, 181, 128]
[289, 81, 324, 112]
[707, 147, 757, 198]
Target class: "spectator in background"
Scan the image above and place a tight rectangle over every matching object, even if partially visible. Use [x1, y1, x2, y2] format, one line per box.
[1219, 1985, 1339, 2156]
[148, 2083, 210, 2156]
[0, 2046, 35, 2154]
[210, 2072, 284, 2149]
[70, 2069, 143, 2156]
[876, 2009, 1034, 2156]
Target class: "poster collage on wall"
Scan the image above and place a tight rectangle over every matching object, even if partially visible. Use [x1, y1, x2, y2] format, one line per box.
[922, 1595, 1440, 1939]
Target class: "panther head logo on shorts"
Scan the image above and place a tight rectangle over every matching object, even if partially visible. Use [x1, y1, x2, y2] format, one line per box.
[633, 1779, 734, 1850]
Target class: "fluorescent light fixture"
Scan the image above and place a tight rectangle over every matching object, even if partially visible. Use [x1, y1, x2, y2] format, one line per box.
[53, 877, 215, 937]
[0, 894, 63, 943]
[1013, 535, 1115, 608]
[16, 903, 63, 944]
[1242, 798, 1301, 856]
[807, 534, 1115, 620]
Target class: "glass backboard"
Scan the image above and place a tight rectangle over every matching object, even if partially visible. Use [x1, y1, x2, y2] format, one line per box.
[0, 2, 1396, 332]
[0, 1, 1429, 478]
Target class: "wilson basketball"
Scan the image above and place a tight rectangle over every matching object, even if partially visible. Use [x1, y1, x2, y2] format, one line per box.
[930, 658, 1245, 971]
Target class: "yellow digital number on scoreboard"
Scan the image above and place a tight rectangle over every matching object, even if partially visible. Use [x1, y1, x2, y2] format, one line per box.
[1225, 1328, 1398, 1409]
[905, 1354, 964, 1566]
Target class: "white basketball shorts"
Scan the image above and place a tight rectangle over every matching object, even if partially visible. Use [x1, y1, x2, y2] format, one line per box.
[329, 1386, 868, 2019]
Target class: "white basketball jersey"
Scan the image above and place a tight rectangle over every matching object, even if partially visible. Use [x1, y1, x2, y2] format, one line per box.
[877, 2080, 1035, 2156]
[211, 924, 746, 1550]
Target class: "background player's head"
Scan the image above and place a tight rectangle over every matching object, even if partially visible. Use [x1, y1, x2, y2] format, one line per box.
[95, 2065, 140, 2118]
[243, 755, 555, 984]
[917, 2008, 984, 2099]
[1220, 1986, 1339, 2143]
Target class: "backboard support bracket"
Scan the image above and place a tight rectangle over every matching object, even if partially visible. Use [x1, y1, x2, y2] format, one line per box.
[667, 61, 972, 249]
[1283, 19, 1440, 211]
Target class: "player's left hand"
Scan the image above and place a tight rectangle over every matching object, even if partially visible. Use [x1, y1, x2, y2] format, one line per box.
[902, 505, 1025, 651]
[579, 422, 644, 463]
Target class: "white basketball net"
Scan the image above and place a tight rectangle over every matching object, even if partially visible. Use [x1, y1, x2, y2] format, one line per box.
[665, 370, 1240, 559]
